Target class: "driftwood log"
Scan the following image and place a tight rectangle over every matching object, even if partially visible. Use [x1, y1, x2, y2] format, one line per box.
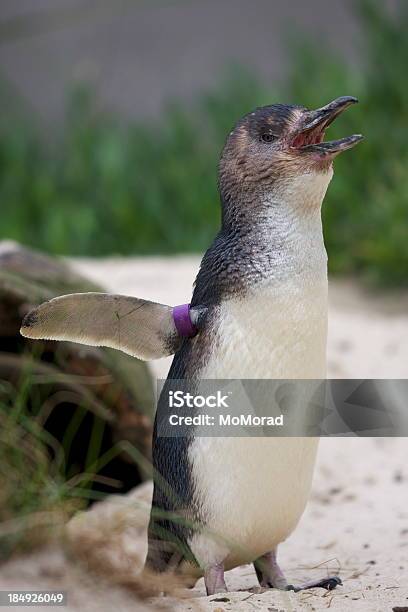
[0, 241, 154, 495]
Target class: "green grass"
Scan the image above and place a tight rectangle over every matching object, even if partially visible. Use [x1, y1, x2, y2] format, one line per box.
[0, 370, 81, 557]
[0, 0, 407, 285]
[0, 355, 143, 558]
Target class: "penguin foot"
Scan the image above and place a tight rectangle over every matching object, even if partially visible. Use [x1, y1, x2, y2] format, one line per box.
[287, 576, 342, 592]
[254, 550, 341, 593]
[204, 562, 227, 596]
[254, 549, 289, 590]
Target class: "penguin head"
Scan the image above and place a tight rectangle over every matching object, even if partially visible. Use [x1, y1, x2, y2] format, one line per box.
[219, 97, 363, 214]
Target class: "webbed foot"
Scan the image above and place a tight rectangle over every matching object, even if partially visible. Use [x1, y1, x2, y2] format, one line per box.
[254, 549, 341, 592]
[288, 575, 342, 592]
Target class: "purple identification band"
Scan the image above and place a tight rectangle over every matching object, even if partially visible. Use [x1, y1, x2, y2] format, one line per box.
[173, 303, 198, 338]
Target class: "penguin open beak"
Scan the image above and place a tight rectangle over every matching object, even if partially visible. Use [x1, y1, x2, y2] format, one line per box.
[291, 96, 363, 156]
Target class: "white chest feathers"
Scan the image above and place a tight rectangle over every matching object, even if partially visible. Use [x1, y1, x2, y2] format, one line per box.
[200, 277, 328, 380]
[188, 277, 328, 569]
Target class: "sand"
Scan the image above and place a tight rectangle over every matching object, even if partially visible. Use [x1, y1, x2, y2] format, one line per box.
[1, 256, 407, 612]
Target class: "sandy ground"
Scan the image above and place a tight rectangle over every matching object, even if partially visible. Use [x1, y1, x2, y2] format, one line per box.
[1, 256, 407, 612]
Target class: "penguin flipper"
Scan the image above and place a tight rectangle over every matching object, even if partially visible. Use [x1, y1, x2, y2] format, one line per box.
[20, 292, 182, 360]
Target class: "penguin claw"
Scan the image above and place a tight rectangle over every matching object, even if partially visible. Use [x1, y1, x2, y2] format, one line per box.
[254, 576, 341, 594]
[293, 576, 342, 592]
[317, 576, 342, 590]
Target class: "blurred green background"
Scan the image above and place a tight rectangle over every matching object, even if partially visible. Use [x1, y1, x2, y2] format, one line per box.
[0, 0, 407, 285]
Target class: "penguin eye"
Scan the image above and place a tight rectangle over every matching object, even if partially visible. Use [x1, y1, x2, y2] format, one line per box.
[260, 133, 276, 143]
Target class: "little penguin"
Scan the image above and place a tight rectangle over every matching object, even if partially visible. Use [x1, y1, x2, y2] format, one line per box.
[21, 96, 363, 595]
